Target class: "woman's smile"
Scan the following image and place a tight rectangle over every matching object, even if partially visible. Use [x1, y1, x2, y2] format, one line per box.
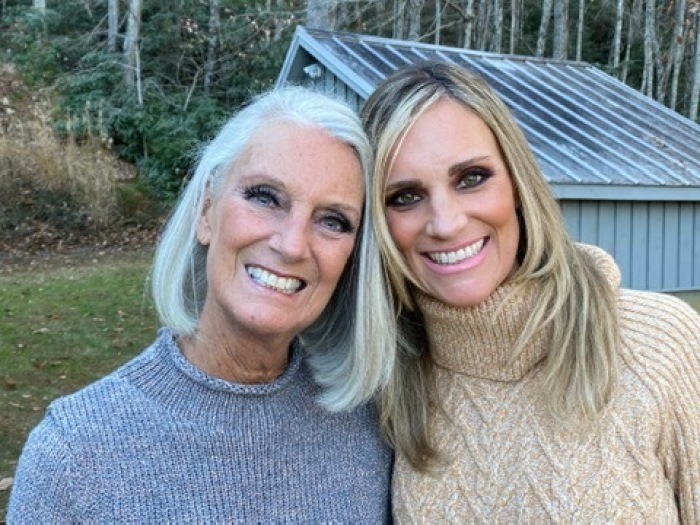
[245, 265, 306, 295]
[424, 237, 486, 265]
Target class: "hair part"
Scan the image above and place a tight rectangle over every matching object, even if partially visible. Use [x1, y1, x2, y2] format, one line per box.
[361, 61, 619, 471]
[152, 86, 396, 412]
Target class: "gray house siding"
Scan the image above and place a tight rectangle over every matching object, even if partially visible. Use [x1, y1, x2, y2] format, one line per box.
[561, 200, 700, 291]
[278, 27, 700, 293]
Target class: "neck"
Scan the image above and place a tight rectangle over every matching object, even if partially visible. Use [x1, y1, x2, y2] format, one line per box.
[180, 331, 292, 384]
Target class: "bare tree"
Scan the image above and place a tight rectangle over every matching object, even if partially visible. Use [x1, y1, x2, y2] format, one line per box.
[492, 0, 503, 52]
[622, 0, 642, 83]
[669, 0, 688, 110]
[690, 7, 700, 120]
[273, 0, 287, 41]
[407, 0, 425, 40]
[510, 0, 522, 54]
[575, 0, 584, 60]
[393, 0, 407, 39]
[536, 0, 554, 56]
[108, 0, 119, 53]
[435, 0, 442, 44]
[476, 0, 492, 50]
[611, 0, 625, 74]
[642, 0, 656, 97]
[123, 0, 143, 104]
[553, 0, 569, 59]
[461, 0, 476, 48]
[307, 0, 339, 30]
[204, 0, 220, 94]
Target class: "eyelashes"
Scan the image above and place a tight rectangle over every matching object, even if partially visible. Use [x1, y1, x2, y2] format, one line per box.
[241, 184, 356, 234]
[242, 184, 279, 207]
[385, 167, 493, 209]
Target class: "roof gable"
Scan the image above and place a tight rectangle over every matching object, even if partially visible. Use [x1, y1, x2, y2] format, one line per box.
[278, 27, 700, 200]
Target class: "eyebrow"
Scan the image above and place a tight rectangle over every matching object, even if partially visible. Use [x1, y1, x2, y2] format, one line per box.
[447, 156, 490, 177]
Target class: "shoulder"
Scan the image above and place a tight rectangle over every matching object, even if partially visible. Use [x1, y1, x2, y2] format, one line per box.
[42, 342, 160, 438]
[617, 289, 700, 398]
[618, 289, 700, 347]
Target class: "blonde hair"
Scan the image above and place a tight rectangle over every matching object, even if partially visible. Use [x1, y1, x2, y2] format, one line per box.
[152, 86, 395, 412]
[361, 61, 619, 471]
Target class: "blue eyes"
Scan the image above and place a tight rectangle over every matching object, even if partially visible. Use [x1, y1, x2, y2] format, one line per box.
[242, 184, 354, 234]
[243, 185, 278, 207]
[320, 214, 353, 233]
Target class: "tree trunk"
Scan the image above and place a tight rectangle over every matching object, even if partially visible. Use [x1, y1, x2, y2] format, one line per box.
[273, 0, 286, 41]
[510, 0, 522, 54]
[536, 0, 554, 57]
[642, 0, 655, 97]
[33, 0, 45, 12]
[435, 0, 441, 44]
[393, 0, 407, 39]
[407, 0, 424, 40]
[123, 0, 143, 100]
[689, 9, 700, 120]
[611, 0, 624, 74]
[307, 0, 338, 30]
[575, 0, 584, 60]
[461, 0, 475, 48]
[491, 0, 503, 52]
[107, 0, 118, 53]
[622, 0, 641, 83]
[476, 0, 491, 50]
[669, 0, 687, 110]
[553, 0, 569, 60]
[204, 0, 220, 94]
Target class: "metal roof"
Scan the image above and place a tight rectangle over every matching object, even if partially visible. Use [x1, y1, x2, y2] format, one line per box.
[277, 26, 700, 201]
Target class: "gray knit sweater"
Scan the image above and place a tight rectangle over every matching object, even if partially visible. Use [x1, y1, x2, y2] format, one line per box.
[8, 329, 392, 522]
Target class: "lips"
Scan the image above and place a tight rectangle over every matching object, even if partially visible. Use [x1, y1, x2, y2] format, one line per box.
[245, 265, 305, 294]
[425, 238, 485, 265]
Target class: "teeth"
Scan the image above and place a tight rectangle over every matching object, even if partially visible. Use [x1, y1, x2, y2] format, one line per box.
[428, 238, 484, 265]
[246, 266, 303, 294]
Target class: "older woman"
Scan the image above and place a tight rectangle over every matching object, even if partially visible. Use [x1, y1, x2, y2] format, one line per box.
[362, 62, 700, 522]
[8, 87, 395, 522]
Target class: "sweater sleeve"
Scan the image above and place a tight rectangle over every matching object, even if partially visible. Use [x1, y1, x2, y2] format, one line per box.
[7, 411, 79, 522]
[663, 300, 700, 524]
[620, 291, 700, 523]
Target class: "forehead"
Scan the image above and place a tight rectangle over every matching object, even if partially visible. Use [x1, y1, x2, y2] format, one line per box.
[389, 99, 501, 176]
[232, 120, 365, 202]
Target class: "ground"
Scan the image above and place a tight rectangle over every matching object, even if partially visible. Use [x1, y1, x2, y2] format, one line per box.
[0, 62, 165, 273]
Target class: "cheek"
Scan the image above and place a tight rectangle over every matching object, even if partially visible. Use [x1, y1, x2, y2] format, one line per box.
[386, 212, 416, 254]
[320, 240, 357, 284]
[495, 202, 521, 261]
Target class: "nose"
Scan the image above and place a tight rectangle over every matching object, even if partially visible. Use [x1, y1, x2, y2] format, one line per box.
[425, 192, 467, 239]
[269, 214, 312, 262]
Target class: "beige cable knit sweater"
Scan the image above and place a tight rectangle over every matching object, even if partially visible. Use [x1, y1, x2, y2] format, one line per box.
[393, 246, 700, 523]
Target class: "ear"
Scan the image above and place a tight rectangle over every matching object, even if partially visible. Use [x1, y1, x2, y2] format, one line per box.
[196, 194, 213, 246]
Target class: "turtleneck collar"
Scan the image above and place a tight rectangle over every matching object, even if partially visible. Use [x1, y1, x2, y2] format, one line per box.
[416, 280, 549, 381]
[414, 243, 621, 382]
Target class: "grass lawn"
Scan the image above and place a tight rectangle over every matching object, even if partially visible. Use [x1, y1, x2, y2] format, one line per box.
[0, 249, 158, 516]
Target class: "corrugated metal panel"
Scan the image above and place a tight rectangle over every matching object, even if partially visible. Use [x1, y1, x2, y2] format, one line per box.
[561, 200, 700, 292]
[278, 27, 700, 200]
